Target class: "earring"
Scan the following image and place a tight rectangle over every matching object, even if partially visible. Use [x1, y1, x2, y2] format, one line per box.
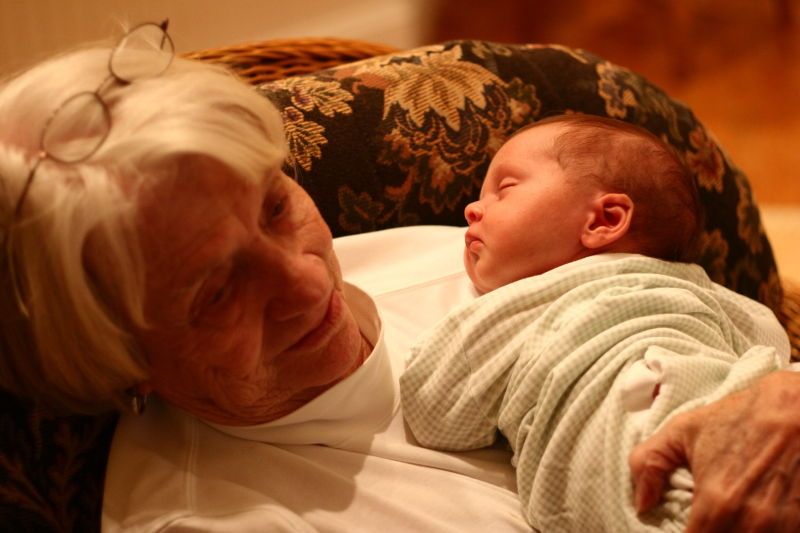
[128, 387, 149, 415]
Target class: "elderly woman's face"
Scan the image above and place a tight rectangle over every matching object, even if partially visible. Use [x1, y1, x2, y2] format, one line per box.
[133, 159, 367, 424]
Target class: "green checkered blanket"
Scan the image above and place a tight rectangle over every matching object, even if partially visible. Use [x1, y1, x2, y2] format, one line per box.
[400, 255, 789, 532]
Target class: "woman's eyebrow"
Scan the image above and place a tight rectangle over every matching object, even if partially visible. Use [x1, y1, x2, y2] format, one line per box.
[167, 177, 265, 297]
[179, 242, 234, 292]
[164, 223, 236, 296]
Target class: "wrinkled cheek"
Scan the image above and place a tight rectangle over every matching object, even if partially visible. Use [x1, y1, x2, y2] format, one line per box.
[215, 330, 263, 376]
[327, 251, 345, 290]
[190, 338, 270, 411]
[163, 322, 262, 379]
[308, 310, 366, 386]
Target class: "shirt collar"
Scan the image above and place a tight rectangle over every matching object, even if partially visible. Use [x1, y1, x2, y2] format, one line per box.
[207, 282, 397, 446]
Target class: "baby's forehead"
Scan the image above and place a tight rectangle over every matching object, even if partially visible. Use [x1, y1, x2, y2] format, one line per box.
[503, 122, 565, 157]
[511, 120, 566, 141]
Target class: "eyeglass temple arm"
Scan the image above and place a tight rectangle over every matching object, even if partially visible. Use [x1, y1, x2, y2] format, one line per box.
[159, 19, 170, 49]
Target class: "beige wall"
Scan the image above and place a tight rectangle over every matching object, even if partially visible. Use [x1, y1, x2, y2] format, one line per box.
[0, 0, 434, 74]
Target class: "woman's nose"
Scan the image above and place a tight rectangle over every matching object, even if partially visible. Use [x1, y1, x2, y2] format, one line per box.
[464, 201, 483, 224]
[253, 246, 330, 322]
[273, 263, 328, 322]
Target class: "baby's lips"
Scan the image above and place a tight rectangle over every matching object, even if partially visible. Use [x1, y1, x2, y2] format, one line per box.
[464, 229, 480, 247]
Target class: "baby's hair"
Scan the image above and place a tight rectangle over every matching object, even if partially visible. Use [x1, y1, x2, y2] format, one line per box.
[529, 114, 702, 261]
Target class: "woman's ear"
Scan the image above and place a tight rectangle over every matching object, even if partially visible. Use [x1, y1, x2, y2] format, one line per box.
[580, 193, 634, 250]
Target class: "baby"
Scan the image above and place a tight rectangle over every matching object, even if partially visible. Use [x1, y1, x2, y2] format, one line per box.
[400, 115, 790, 532]
[462, 113, 700, 294]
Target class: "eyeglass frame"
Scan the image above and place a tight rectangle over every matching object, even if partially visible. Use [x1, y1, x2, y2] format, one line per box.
[3, 19, 175, 318]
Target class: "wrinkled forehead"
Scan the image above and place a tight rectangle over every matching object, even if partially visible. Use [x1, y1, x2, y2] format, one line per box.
[138, 158, 249, 219]
[134, 158, 268, 269]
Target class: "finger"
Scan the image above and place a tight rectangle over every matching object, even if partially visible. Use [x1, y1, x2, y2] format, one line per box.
[629, 445, 682, 512]
[629, 417, 693, 512]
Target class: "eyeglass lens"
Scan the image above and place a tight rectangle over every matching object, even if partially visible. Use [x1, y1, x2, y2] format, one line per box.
[6, 21, 174, 319]
[41, 92, 110, 163]
[40, 22, 173, 164]
[111, 22, 175, 82]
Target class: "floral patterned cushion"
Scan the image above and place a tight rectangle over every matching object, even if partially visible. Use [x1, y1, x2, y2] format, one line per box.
[0, 40, 782, 532]
[0, 390, 116, 530]
[259, 40, 782, 313]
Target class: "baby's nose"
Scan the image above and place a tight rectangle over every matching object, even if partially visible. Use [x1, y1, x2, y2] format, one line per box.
[464, 201, 482, 224]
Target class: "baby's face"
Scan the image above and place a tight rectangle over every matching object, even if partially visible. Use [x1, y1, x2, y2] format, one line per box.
[463, 123, 598, 293]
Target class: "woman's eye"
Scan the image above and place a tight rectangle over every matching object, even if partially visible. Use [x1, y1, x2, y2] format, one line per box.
[260, 194, 289, 228]
[207, 284, 229, 307]
[199, 280, 232, 315]
[190, 267, 234, 321]
[271, 198, 285, 218]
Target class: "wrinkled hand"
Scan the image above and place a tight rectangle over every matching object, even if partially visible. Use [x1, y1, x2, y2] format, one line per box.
[629, 370, 800, 532]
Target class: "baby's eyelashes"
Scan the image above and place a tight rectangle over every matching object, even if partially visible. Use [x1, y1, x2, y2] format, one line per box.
[498, 178, 518, 191]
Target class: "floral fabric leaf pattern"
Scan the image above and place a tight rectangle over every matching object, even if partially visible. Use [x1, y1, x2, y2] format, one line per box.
[695, 229, 730, 284]
[471, 41, 514, 60]
[341, 44, 448, 78]
[269, 77, 353, 117]
[687, 125, 725, 193]
[597, 62, 638, 118]
[734, 167, 765, 255]
[281, 106, 327, 172]
[639, 85, 683, 142]
[258, 40, 779, 317]
[369, 45, 507, 131]
[0, 391, 116, 531]
[338, 186, 384, 233]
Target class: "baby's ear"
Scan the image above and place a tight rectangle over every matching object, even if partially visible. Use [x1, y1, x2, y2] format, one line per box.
[580, 193, 633, 250]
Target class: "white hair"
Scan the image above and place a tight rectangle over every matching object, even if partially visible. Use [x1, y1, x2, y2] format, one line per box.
[0, 46, 286, 413]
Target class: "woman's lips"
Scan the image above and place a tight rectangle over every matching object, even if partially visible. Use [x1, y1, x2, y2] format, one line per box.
[285, 291, 343, 353]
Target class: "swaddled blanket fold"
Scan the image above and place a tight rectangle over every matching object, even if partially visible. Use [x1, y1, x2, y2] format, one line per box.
[400, 254, 790, 532]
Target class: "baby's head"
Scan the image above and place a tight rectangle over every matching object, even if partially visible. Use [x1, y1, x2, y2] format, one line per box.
[463, 114, 700, 293]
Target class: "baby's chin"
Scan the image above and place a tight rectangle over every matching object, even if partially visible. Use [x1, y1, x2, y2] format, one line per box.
[463, 248, 495, 295]
[465, 266, 495, 295]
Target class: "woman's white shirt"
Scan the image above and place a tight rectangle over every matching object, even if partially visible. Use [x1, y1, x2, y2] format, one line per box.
[102, 225, 529, 532]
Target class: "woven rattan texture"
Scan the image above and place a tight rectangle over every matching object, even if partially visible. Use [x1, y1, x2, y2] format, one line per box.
[183, 37, 398, 84]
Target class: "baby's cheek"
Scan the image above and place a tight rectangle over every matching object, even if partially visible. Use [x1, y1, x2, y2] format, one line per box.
[464, 258, 496, 295]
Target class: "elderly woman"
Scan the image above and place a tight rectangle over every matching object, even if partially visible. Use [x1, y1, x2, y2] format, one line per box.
[1, 23, 799, 532]
[0, 23, 529, 531]
[1, 23, 356, 421]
